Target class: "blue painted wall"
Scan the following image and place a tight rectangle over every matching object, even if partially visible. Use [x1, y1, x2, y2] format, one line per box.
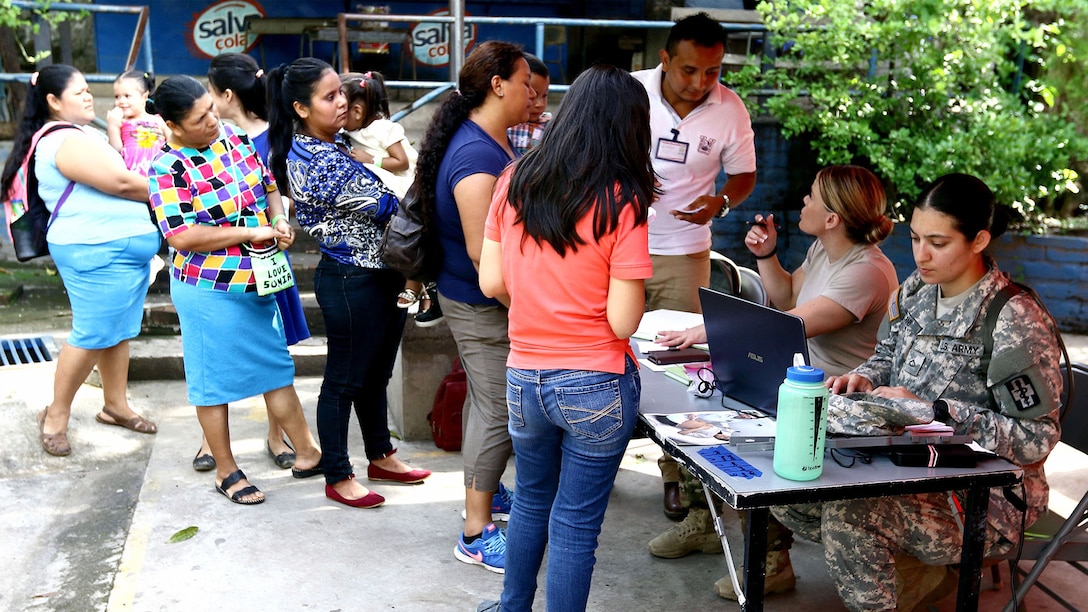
[94, 0, 642, 78]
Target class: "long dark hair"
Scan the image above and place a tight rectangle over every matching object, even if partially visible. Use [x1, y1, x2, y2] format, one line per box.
[415, 41, 525, 216]
[914, 173, 1008, 240]
[341, 71, 389, 124]
[207, 53, 267, 120]
[1, 64, 80, 197]
[505, 65, 655, 256]
[266, 57, 334, 194]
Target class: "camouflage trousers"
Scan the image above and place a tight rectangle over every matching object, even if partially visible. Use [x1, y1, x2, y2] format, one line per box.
[773, 492, 1016, 611]
[677, 464, 794, 551]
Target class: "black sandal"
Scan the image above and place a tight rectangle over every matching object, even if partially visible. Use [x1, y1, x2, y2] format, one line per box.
[215, 470, 264, 505]
[193, 448, 215, 472]
[266, 439, 296, 469]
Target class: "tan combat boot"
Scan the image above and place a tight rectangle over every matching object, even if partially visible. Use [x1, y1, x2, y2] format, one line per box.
[648, 507, 724, 558]
[714, 549, 797, 600]
[894, 553, 958, 611]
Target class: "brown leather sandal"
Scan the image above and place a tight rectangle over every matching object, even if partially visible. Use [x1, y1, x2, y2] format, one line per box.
[95, 406, 158, 434]
[38, 407, 70, 457]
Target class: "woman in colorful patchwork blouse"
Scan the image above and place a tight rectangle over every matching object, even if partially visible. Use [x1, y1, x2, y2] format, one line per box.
[146, 75, 321, 506]
[267, 58, 430, 510]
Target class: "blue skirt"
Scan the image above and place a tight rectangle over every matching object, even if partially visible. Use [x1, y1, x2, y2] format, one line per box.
[170, 278, 295, 406]
[49, 232, 161, 350]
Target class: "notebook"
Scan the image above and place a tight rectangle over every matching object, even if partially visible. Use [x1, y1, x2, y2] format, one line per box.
[699, 287, 810, 417]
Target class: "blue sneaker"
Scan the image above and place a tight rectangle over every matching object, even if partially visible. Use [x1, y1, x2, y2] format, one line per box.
[454, 522, 506, 573]
[492, 482, 513, 521]
[461, 482, 514, 522]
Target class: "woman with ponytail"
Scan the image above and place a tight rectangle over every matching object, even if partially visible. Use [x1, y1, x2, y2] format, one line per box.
[181, 52, 312, 474]
[413, 41, 534, 573]
[266, 58, 429, 511]
[146, 75, 322, 505]
[1, 65, 161, 457]
[802, 174, 1065, 610]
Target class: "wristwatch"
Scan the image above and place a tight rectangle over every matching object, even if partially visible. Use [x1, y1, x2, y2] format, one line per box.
[933, 399, 951, 422]
[716, 194, 732, 218]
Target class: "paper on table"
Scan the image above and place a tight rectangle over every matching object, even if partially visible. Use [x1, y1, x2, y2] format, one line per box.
[905, 422, 956, 434]
[633, 309, 708, 350]
[662, 364, 692, 386]
[644, 410, 776, 445]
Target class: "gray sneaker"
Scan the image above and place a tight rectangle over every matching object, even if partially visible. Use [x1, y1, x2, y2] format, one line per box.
[476, 601, 501, 612]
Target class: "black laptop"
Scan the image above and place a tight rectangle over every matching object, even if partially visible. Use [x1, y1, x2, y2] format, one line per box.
[699, 287, 810, 417]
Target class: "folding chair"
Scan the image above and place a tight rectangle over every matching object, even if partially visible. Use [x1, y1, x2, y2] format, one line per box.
[1001, 362, 1088, 611]
[709, 250, 741, 298]
[736, 266, 768, 306]
[709, 251, 768, 306]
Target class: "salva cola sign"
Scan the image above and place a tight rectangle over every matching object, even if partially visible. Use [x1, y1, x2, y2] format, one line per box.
[187, 0, 265, 59]
[412, 8, 477, 67]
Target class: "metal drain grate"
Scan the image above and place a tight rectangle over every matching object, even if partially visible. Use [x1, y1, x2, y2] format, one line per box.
[0, 336, 57, 366]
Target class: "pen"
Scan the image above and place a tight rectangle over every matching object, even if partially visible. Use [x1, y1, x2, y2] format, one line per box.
[746, 220, 784, 231]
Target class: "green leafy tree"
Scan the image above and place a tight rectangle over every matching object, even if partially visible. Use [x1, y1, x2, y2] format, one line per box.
[2, 1, 84, 121]
[730, 0, 1088, 229]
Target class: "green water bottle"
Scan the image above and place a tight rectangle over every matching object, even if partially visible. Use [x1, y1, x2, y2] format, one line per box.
[773, 365, 829, 481]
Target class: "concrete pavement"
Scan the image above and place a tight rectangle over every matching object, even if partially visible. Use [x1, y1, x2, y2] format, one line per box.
[2, 334, 1088, 611]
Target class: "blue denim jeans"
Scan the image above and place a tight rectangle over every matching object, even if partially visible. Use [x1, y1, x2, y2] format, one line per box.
[500, 356, 640, 612]
[313, 256, 406, 485]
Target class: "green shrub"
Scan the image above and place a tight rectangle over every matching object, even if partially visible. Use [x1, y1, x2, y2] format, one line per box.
[729, 0, 1088, 230]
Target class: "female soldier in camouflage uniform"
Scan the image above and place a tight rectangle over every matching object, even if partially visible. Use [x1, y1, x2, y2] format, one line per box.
[777, 173, 1064, 611]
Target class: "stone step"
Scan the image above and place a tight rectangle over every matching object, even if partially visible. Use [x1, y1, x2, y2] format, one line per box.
[124, 304, 458, 443]
[143, 289, 326, 336]
[122, 333, 329, 382]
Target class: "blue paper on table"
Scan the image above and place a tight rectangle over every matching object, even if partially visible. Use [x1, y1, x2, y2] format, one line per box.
[698, 446, 762, 479]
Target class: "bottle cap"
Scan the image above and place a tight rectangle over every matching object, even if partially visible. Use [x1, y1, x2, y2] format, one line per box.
[786, 365, 824, 383]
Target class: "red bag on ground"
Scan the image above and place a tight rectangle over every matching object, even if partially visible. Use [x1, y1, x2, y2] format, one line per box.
[428, 358, 466, 451]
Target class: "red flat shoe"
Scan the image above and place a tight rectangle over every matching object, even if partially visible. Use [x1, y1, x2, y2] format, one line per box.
[367, 462, 432, 484]
[325, 477, 385, 509]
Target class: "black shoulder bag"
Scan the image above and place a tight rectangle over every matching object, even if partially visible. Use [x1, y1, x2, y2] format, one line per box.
[378, 179, 441, 281]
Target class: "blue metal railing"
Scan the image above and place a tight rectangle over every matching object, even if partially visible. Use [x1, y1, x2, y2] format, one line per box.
[0, 1, 154, 84]
[331, 11, 768, 122]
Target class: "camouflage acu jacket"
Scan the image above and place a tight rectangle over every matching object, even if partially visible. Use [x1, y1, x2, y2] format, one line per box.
[851, 262, 1063, 531]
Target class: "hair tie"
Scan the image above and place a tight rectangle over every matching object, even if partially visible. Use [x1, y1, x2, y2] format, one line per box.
[255, 69, 264, 79]
[29, 71, 39, 86]
[363, 71, 372, 79]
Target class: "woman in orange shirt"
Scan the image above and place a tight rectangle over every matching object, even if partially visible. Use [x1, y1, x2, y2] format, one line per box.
[476, 65, 656, 612]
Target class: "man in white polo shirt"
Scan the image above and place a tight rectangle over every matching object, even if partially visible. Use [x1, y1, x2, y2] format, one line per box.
[633, 12, 757, 314]
[634, 14, 778, 600]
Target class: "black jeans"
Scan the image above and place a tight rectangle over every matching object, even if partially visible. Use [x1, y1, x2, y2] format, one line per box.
[313, 256, 406, 485]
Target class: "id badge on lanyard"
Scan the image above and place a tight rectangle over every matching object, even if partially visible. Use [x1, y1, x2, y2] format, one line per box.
[655, 127, 689, 164]
[250, 243, 295, 296]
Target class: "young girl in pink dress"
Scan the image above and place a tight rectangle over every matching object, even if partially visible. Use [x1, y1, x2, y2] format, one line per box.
[106, 70, 167, 176]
